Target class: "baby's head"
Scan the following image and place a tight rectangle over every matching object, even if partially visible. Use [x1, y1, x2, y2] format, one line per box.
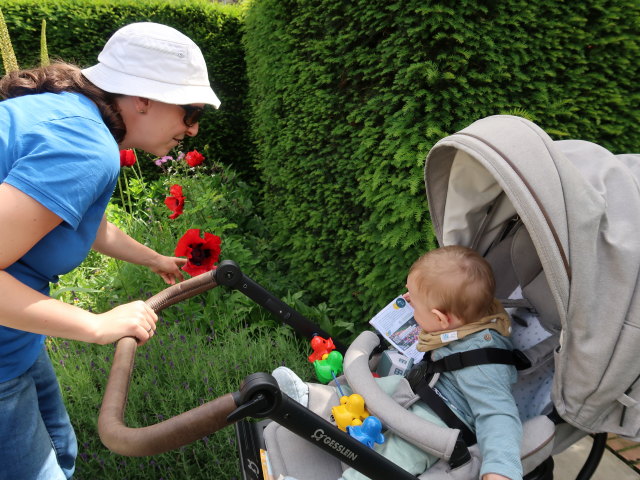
[404, 246, 495, 333]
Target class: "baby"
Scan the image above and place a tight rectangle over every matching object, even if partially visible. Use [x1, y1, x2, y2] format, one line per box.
[276, 246, 522, 480]
[399, 245, 522, 480]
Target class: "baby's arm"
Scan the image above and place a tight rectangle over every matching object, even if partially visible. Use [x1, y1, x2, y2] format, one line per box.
[455, 363, 523, 480]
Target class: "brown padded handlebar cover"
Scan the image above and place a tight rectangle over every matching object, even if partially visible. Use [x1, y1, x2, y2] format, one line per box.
[98, 271, 238, 456]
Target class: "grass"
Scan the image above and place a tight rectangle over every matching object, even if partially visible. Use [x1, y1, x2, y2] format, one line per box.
[50, 314, 314, 479]
[47, 151, 318, 479]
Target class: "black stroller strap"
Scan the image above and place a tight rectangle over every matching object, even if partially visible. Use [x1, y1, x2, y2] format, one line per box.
[425, 347, 531, 374]
[409, 346, 529, 448]
[547, 407, 565, 425]
[413, 380, 477, 446]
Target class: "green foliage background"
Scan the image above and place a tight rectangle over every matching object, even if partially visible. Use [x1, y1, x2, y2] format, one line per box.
[244, 0, 640, 332]
[0, 0, 256, 180]
[2, 0, 640, 335]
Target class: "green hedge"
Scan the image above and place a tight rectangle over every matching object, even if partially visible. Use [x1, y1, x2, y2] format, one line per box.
[1, 0, 255, 180]
[4, 0, 640, 335]
[244, 0, 640, 334]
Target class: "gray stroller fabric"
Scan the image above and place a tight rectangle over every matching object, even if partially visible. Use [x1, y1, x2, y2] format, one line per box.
[425, 115, 640, 439]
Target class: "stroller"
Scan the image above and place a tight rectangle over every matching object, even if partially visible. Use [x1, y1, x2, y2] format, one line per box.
[97, 115, 640, 480]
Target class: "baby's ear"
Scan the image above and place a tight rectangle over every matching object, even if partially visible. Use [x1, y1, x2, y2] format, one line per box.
[431, 309, 451, 329]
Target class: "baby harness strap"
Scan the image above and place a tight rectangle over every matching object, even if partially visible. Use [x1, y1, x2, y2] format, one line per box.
[408, 347, 530, 446]
[412, 377, 478, 445]
[424, 347, 531, 375]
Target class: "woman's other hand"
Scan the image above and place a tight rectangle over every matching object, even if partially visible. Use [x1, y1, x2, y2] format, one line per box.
[148, 255, 187, 284]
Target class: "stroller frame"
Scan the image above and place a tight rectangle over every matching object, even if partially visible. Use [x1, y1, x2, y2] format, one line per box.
[217, 261, 471, 478]
[95, 259, 605, 480]
[221, 261, 607, 480]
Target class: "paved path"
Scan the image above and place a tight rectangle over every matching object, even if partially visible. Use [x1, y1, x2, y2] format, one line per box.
[554, 436, 640, 479]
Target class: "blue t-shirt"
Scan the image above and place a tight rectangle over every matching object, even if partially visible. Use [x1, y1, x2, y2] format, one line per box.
[0, 91, 120, 381]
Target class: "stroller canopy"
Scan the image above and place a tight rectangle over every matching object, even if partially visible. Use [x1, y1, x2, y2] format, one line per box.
[424, 115, 640, 438]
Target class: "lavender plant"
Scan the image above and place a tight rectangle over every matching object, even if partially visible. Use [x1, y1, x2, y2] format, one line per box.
[49, 317, 313, 479]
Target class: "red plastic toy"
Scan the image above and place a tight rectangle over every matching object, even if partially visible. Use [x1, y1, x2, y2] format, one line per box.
[308, 335, 336, 363]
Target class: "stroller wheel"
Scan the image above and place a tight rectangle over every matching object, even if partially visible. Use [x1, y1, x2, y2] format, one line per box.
[524, 457, 554, 480]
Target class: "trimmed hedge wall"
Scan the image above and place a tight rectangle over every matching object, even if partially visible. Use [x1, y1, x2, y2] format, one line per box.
[3, 0, 639, 335]
[1, 0, 254, 179]
[244, 0, 640, 334]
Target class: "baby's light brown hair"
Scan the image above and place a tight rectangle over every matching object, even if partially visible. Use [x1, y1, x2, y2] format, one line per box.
[408, 245, 496, 324]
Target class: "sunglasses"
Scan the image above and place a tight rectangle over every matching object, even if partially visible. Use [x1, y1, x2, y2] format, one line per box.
[180, 105, 205, 127]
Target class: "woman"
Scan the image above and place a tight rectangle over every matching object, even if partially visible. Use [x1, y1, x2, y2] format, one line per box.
[0, 22, 220, 479]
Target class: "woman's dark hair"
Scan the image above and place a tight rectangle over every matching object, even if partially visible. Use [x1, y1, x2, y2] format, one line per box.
[0, 61, 126, 143]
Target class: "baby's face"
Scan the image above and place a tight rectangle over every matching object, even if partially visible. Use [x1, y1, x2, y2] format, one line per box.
[403, 274, 441, 333]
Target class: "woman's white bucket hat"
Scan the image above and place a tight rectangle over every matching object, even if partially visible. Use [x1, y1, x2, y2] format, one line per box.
[82, 22, 220, 108]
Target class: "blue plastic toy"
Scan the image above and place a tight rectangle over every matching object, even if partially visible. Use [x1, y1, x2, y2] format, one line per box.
[347, 415, 385, 448]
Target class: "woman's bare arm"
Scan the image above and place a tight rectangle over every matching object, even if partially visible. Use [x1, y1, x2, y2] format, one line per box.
[92, 216, 185, 284]
[0, 183, 157, 344]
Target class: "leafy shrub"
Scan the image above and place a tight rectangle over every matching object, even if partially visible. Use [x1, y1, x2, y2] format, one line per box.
[60, 149, 275, 321]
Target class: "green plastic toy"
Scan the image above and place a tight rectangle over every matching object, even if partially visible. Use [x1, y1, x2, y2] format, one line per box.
[313, 350, 344, 384]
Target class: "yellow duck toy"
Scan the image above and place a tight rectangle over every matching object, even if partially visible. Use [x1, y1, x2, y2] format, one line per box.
[331, 393, 370, 431]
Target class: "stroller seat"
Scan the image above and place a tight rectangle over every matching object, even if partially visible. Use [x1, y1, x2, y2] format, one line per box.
[263, 330, 556, 479]
[264, 214, 560, 480]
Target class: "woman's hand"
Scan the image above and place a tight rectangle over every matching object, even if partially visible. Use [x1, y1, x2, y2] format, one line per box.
[91, 300, 158, 345]
[148, 255, 187, 284]
[92, 218, 186, 284]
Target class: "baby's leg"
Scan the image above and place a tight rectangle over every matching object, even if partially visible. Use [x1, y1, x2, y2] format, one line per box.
[271, 366, 310, 406]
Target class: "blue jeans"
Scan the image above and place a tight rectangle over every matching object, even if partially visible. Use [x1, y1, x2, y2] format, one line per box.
[0, 346, 77, 480]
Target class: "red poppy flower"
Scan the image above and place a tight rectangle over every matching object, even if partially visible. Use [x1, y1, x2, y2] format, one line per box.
[174, 229, 222, 276]
[184, 149, 205, 167]
[165, 184, 185, 219]
[119, 149, 136, 167]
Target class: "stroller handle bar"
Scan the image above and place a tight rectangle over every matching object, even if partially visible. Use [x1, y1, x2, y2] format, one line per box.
[98, 270, 241, 456]
[98, 261, 345, 457]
